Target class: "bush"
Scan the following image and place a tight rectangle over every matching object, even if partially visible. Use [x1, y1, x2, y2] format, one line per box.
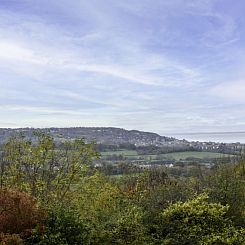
[26, 203, 91, 245]
[0, 233, 23, 245]
[0, 189, 45, 243]
[158, 193, 245, 244]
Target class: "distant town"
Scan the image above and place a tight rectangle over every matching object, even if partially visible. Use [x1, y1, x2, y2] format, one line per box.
[0, 127, 244, 155]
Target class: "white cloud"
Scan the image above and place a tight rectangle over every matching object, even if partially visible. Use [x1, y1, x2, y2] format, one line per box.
[0, 4, 203, 88]
[210, 80, 245, 102]
[0, 40, 34, 61]
[0, 0, 244, 133]
[0, 36, 201, 88]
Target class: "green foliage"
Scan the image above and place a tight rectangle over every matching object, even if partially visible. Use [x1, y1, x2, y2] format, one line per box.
[26, 203, 91, 245]
[205, 162, 245, 225]
[200, 228, 245, 245]
[158, 193, 245, 244]
[0, 132, 245, 244]
[74, 173, 150, 244]
[107, 205, 150, 245]
[0, 133, 99, 202]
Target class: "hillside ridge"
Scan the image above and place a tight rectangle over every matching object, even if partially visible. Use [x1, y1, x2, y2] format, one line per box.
[0, 127, 175, 146]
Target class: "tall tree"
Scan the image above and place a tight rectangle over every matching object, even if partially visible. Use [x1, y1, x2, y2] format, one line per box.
[0, 132, 99, 202]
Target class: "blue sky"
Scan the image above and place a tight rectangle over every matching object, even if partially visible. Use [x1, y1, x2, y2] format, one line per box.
[0, 0, 245, 134]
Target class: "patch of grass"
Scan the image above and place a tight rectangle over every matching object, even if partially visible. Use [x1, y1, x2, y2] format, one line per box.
[100, 150, 138, 156]
[100, 150, 232, 161]
[160, 151, 231, 160]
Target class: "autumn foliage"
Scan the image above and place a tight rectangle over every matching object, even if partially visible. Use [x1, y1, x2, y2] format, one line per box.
[0, 189, 45, 244]
[0, 134, 245, 244]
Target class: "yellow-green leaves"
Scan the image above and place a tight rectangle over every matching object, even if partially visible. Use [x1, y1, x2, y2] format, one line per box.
[160, 193, 245, 244]
[0, 132, 98, 203]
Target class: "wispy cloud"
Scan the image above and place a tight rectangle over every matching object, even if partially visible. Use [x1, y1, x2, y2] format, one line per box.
[210, 80, 245, 102]
[0, 0, 245, 133]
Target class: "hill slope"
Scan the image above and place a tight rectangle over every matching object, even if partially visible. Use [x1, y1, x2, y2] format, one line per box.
[0, 127, 175, 146]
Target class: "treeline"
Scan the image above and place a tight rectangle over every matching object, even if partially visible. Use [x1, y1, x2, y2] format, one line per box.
[0, 133, 245, 244]
[136, 144, 194, 154]
[97, 143, 242, 156]
[96, 143, 193, 154]
[96, 143, 136, 152]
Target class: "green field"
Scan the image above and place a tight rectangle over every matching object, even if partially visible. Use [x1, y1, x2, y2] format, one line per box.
[160, 151, 230, 160]
[101, 150, 138, 156]
[100, 150, 231, 160]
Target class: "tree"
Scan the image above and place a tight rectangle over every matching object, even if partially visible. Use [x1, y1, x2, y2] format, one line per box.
[158, 193, 245, 244]
[0, 132, 99, 202]
[0, 189, 45, 244]
[205, 162, 245, 225]
[74, 172, 150, 244]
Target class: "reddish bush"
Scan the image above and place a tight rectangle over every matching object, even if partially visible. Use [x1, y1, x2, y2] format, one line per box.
[0, 233, 22, 245]
[0, 189, 45, 241]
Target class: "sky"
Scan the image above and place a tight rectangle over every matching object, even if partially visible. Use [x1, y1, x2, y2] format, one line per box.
[0, 0, 245, 135]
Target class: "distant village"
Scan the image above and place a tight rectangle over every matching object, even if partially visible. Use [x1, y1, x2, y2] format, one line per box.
[0, 127, 244, 155]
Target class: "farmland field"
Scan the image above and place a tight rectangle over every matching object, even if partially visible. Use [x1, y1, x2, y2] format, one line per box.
[100, 150, 138, 156]
[160, 151, 231, 160]
[100, 150, 231, 160]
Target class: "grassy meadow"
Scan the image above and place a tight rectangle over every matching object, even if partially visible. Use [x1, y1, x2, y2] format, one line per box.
[100, 150, 231, 161]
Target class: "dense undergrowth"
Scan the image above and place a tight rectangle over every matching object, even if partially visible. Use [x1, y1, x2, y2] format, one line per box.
[0, 133, 245, 244]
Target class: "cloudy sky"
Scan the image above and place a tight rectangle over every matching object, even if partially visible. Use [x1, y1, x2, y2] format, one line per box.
[0, 0, 245, 134]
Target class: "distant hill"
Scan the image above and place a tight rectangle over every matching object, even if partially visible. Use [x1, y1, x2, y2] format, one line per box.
[0, 127, 175, 146]
[0, 127, 243, 155]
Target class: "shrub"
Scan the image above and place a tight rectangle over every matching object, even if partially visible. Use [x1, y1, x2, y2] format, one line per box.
[158, 193, 245, 244]
[0, 233, 23, 245]
[26, 203, 91, 245]
[0, 189, 45, 242]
